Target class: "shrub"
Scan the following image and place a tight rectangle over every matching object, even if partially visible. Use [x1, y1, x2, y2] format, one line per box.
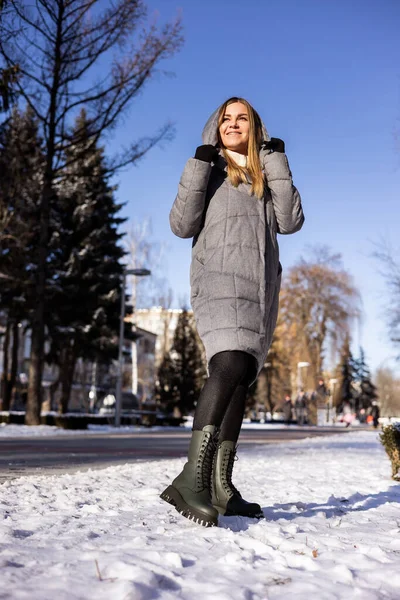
[380, 423, 400, 480]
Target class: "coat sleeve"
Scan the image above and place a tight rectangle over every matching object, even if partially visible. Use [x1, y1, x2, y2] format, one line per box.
[169, 158, 212, 238]
[262, 151, 304, 235]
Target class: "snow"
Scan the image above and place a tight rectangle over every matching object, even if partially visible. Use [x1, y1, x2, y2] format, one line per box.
[1, 431, 399, 599]
[0, 422, 150, 437]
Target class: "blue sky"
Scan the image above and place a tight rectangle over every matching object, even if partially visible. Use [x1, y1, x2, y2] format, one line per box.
[106, 0, 399, 375]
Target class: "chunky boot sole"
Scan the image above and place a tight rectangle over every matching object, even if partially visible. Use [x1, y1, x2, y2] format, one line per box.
[225, 508, 264, 519]
[213, 503, 264, 519]
[160, 485, 218, 527]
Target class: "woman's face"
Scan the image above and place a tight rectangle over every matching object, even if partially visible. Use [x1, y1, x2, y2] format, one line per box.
[219, 102, 250, 155]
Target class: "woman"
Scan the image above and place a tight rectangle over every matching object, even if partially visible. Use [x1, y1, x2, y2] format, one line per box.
[161, 97, 304, 527]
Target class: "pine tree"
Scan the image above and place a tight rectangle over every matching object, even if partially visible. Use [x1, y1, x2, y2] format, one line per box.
[355, 347, 378, 411]
[167, 309, 206, 417]
[155, 351, 180, 414]
[0, 106, 44, 281]
[48, 110, 126, 412]
[252, 325, 292, 418]
[336, 335, 357, 411]
[0, 107, 44, 409]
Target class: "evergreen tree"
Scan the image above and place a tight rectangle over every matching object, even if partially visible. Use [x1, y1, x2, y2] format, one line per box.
[252, 326, 292, 418]
[355, 347, 378, 411]
[0, 107, 44, 408]
[167, 309, 206, 417]
[336, 335, 357, 411]
[155, 351, 180, 414]
[48, 110, 126, 412]
[246, 378, 258, 417]
[0, 106, 44, 282]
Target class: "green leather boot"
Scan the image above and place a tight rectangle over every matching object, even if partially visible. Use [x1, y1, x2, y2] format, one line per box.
[160, 425, 219, 527]
[212, 441, 264, 518]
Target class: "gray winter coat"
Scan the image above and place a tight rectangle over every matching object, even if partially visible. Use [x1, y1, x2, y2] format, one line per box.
[169, 105, 304, 379]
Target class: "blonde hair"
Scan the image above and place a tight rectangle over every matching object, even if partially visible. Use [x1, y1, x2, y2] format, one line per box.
[217, 97, 265, 199]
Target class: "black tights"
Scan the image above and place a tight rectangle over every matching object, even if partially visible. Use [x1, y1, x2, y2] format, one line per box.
[193, 350, 257, 444]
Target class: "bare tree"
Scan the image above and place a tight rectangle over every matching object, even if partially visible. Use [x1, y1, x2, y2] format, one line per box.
[125, 217, 173, 394]
[0, 0, 20, 112]
[279, 246, 361, 385]
[0, 1, 183, 423]
[125, 218, 172, 309]
[373, 240, 400, 358]
[375, 367, 400, 417]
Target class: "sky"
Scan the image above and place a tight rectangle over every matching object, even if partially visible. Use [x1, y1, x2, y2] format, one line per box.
[1, 428, 400, 598]
[104, 0, 400, 376]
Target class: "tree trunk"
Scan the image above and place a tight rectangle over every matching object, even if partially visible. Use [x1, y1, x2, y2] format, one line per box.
[26, 305, 45, 424]
[25, 173, 53, 425]
[59, 344, 77, 414]
[1, 319, 11, 410]
[3, 320, 19, 411]
[49, 378, 60, 411]
[26, 1, 62, 423]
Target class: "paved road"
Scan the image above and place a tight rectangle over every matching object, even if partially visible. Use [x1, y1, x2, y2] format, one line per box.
[0, 426, 353, 482]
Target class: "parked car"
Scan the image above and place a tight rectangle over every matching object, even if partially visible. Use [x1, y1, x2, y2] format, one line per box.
[98, 391, 139, 415]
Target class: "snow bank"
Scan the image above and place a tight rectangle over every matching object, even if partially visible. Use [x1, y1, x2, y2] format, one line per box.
[1, 431, 399, 599]
[0, 423, 183, 437]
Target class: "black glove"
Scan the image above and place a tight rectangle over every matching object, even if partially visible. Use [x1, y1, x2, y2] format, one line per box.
[194, 144, 219, 163]
[262, 137, 285, 153]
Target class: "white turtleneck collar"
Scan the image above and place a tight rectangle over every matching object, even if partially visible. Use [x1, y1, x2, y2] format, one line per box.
[225, 148, 247, 168]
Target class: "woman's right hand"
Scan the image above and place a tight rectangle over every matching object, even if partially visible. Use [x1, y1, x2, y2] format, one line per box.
[194, 145, 219, 163]
[262, 138, 285, 153]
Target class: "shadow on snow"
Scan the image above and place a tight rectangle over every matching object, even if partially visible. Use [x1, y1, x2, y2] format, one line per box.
[219, 486, 400, 532]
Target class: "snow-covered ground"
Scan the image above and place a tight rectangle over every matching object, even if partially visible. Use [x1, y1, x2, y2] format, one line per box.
[1, 430, 399, 599]
[0, 422, 169, 436]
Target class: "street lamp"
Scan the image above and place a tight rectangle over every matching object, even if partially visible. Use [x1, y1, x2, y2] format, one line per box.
[115, 267, 151, 427]
[297, 361, 310, 392]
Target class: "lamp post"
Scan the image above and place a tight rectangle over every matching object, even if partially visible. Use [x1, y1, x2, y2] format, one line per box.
[297, 361, 310, 392]
[115, 267, 151, 427]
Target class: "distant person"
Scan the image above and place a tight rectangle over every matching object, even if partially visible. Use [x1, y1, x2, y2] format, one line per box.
[282, 394, 293, 425]
[315, 379, 327, 405]
[315, 378, 328, 426]
[161, 96, 304, 527]
[370, 401, 380, 429]
[295, 390, 308, 426]
[342, 401, 354, 427]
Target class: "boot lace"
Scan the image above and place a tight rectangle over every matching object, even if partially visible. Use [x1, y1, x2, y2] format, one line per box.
[222, 447, 240, 497]
[196, 430, 218, 490]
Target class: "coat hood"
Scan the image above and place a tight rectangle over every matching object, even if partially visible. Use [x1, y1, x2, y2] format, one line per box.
[201, 103, 271, 146]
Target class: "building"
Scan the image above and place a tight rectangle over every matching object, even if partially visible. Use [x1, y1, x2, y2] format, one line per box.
[134, 307, 187, 366]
